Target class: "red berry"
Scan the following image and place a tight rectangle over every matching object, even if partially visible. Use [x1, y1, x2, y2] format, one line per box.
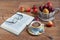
[19, 7, 25, 12]
[33, 8, 38, 13]
[32, 5, 37, 9]
[43, 4, 48, 9]
[39, 6, 43, 12]
[34, 16, 40, 21]
[47, 2, 53, 7]
[48, 6, 52, 12]
[45, 21, 54, 27]
[48, 6, 55, 12]
[51, 8, 55, 12]
[26, 8, 31, 12]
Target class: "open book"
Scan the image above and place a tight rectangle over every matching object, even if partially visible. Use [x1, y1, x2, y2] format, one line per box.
[0, 12, 34, 35]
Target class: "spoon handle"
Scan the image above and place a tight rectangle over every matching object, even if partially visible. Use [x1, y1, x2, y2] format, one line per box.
[43, 33, 53, 40]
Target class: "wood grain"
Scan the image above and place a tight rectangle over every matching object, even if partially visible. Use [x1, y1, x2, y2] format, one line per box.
[0, 0, 60, 40]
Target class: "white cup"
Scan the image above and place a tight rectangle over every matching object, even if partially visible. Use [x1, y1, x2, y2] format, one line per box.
[28, 21, 44, 35]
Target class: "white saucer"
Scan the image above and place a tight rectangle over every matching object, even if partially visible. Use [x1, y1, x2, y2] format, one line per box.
[28, 26, 44, 35]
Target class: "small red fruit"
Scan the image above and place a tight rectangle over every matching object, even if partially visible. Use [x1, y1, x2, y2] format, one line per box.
[33, 8, 38, 13]
[43, 4, 48, 9]
[34, 16, 40, 21]
[45, 21, 54, 27]
[48, 6, 55, 12]
[32, 5, 37, 9]
[48, 6, 52, 12]
[19, 7, 25, 12]
[39, 6, 43, 12]
[47, 2, 53, 7]
[51, 8, 55, 12]
[26, 8, 31, 12]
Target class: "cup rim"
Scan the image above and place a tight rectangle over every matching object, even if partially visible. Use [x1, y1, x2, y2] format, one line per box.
[30, 21, 42, 28]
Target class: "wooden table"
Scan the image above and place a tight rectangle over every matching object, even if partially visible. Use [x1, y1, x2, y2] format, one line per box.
[0, 0, 60, 40]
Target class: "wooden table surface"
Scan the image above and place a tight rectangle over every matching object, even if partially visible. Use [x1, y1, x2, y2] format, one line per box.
[0, 0, 60, 40]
